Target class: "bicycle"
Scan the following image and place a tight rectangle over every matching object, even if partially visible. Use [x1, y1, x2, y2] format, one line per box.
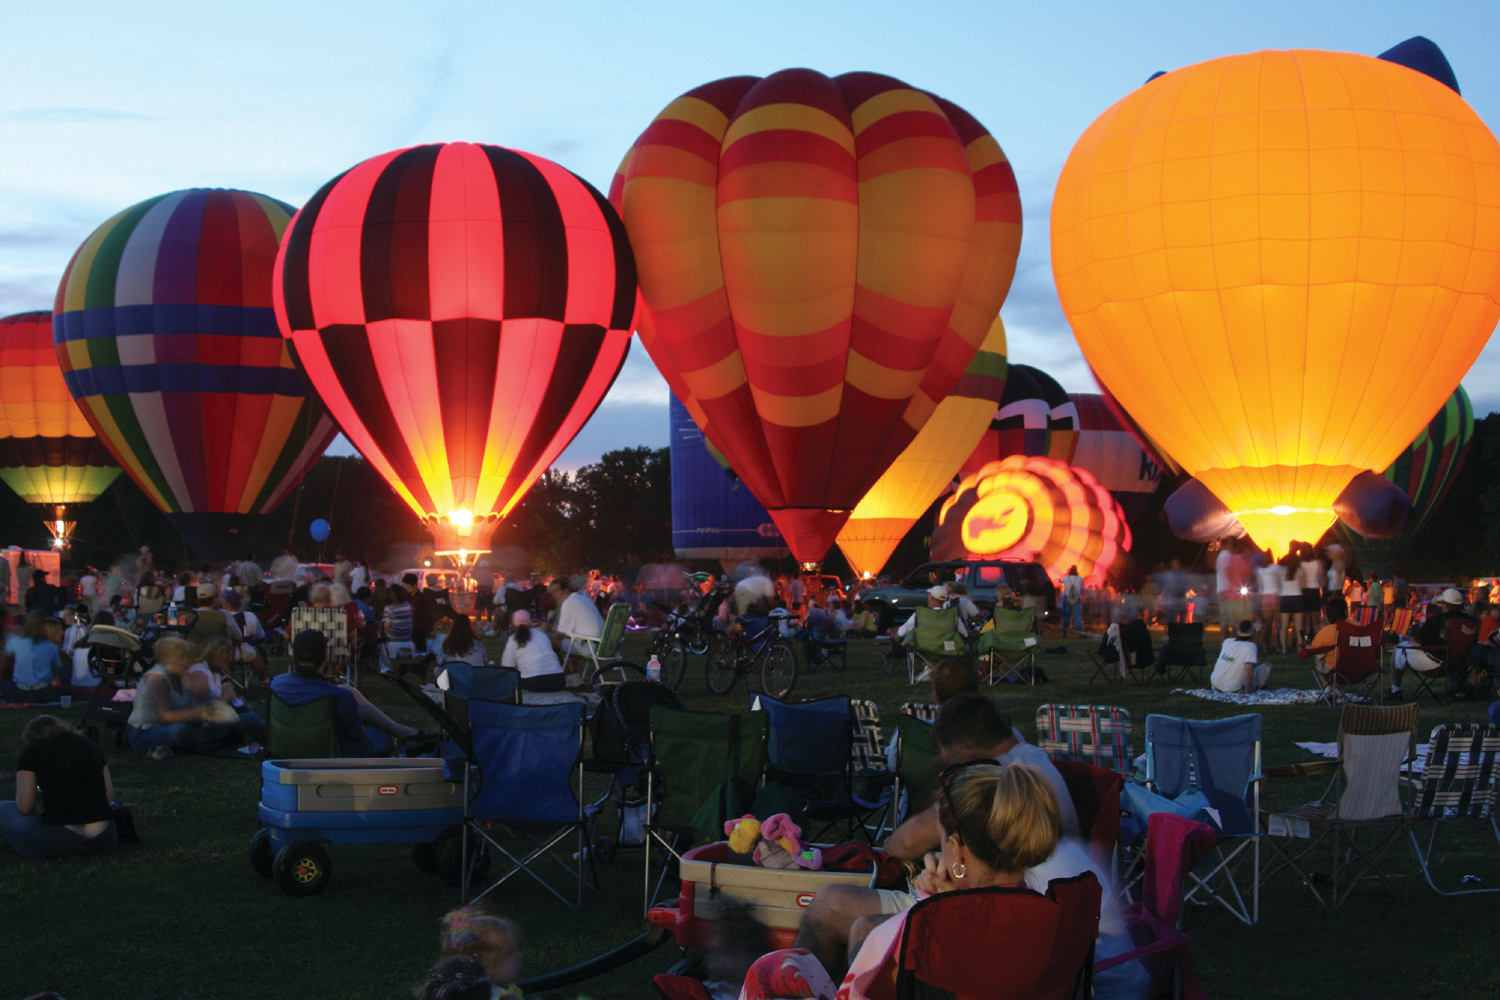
[704, 613, 797, 698]
[648, 584, 729, 690]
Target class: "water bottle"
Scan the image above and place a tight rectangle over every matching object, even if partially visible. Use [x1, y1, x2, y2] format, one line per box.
[167, 602, 178, 626]
[646, 654, 661, 681]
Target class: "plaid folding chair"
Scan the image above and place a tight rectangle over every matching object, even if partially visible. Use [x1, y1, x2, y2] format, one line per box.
[1262, 703, 1419, 909]
[1406, 723, 1500, 896]
[903, 606, 965, 685]
[1299, 619, 1385, 706]
[754, 694, 889, 843]
[289, 606, 352, 683]
[1035, 704, 1134, 772]
[849, 699, 884, 772]
[1144, 713, 1263, 924]
[978, 606, 1039, 684]
[1155, 623, 1207, 685]
[460, 699, 600, 906]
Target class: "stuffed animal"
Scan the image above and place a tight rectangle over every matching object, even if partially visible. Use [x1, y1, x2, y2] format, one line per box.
[724, 814, 762, 860]
[754, 813, 822, 870]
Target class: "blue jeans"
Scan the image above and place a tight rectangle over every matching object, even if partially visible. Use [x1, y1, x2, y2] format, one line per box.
[127, 722, 201, 753]
[0, 802, 118, 859]
[235, 709, 266, 743]
[1062, 602, 1083, 633]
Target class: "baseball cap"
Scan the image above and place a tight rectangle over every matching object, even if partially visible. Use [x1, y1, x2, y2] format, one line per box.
[1236, 620, 1256, 637]
[197, 583, 217, 600]
[1441, 588, 1465, 605]
[291, 629, 329, 665]
[927, 585, 949, 600]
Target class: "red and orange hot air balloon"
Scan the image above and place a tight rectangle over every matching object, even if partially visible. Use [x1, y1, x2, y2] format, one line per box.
[274, 143, 636, 558]
[613, 69, 1021, 563]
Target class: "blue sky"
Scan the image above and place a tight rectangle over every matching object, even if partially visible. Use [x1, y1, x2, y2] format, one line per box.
[3, 0, 1498, 468]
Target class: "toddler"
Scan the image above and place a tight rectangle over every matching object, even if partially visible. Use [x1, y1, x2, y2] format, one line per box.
[438, 905, 523, 999]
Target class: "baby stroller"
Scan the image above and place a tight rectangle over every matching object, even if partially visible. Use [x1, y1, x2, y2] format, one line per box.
[79, 625, 145, 747]
[584, 679, 686, 860]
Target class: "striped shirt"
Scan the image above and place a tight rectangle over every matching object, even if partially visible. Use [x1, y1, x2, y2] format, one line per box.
[382, 600, 413, 641]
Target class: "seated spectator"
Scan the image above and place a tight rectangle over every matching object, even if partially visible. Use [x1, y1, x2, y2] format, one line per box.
[412, 956, 495, 1000]
[272, 630, 435, 756]
[1211, 620, 1270, 694]
[548, 576, 604, 676]
[884, 656, 983, 770]
[186, 584, 243, 648]
[4, 611, 68, 703]
[0, 714, 119, 859]
[1390, 587, 1470, 702]
[500, 611, 565, 693]
[126, 637, 219, 755]
[436, 614, 489, 697]
[185, 637, 265, 744]
[1475, 601, 1498, 644]
[1307, 597, 1349, 679]
[222, 590, 269, 682]
[948, 583, 981, 622]
[437, 904, 523, 998]
[894, 587, 968, 642]
[845, 601, 876, 639]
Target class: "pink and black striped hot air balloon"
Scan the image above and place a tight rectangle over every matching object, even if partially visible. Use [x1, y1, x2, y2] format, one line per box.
[273, 143, 635, 556]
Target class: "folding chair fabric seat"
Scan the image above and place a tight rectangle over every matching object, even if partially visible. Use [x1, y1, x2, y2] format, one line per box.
[849, 699, 884, 772]
[979, 606, 1039, 684]
[1407, 723, 1500, 896]
[1054, 760, 1124, 873]
[894, 710, 939, 826]
[1156, 623, 1207, 685]
[1035, 703, 1134, 772]
[903, 606, 964, 684]
[1410, 616, 1480, 704]
[1301, 619, 1384, 706]
[289, 607, 350, 666]
[265, 691, 341, 759]
[562, 602, 631, 680]
[756, 694, 887, 841]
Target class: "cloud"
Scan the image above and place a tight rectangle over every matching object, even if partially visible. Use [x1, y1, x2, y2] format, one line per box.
[3, 108, 155, 124]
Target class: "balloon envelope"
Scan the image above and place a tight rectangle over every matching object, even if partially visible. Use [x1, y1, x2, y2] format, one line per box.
[274, 143, 636, 556]
[959, 364, 1078, 478]
[1052, 48, 1500, 557]
[53, 189, 339, 561]
[615, 70, 1021, 562]
[669, 392, 788, 564]
[1068, 392, 1164, 524]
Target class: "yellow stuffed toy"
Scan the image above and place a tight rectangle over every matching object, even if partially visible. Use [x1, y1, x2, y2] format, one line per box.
[724, 814, 762, 858]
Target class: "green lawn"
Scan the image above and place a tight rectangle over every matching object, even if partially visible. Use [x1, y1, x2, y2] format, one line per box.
[2, 630, 1498, 1000]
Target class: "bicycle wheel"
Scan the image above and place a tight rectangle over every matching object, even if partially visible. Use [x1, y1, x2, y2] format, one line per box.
[761, 641, 798, 699]
[661, 640, 688, 690]
[591, 659, 647, 685]
[705, 639, 740, 694]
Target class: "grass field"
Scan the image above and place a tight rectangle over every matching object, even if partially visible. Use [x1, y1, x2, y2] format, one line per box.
[3, 629, 1498, 1000]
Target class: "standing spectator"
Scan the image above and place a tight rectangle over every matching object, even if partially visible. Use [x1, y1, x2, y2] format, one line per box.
[3, 611, 67, 702]
[1277, 550, 1303, 654]
[237, 553, 265, 602]
[0, 554, 11, 609]
[1161, 559, 1187, 623]
[332, 549, 353, 587]
[1059, 566, 1084, 636]
[420, 574, 456, 635]
[1296, 543, 1324, 642]
[349, 556, 369, 595]
[403, 573, 433, 653]
[1, 715, 119, 859]
[77, 567, 99, 616]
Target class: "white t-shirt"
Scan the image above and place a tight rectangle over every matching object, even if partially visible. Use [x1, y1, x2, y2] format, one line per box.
[1257, 563, 1283, 597]
[556, 590, 604, 640]
[500, 632, 563, 679]
[233, 609, 264, 641]
[78, 574, 98, 607]
[349, 566, 368, 594]
[1215, 549, 1233, 595]
[1298, 559, 1323, 590]
[996, 742, 1081, 834]
[1212, 637, 1259, 692]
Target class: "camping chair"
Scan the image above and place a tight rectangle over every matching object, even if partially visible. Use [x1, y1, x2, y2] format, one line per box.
[1406, 723, 1500, 896]
[135, 585, 165, 622]
[289, 606, 352, 684]
[562, 601, 632, 683]
[797, 623, 849, 672]
[892, 707, 940, 828]
[1408, 616, 1481, 704]
[1054, 760, 1125, 874]
[584, 679, 686, 858]
[1156, 623, 1207, 685]
[460, 699, 600, 906]
[753, 695, 889, 843]
[1351, 605, 1381, 626]
[1088, 620, 1159, 685]
[1035, 704, 1134, 773]
[265, 691, 341, 759]
[1299, 619, 1384, 706]
[1095, 813, 1217, 1000]
[893, 875, 1102, 1000]
[849, 699, 884, 772]
[902, 605, 965, 685]
[440, 665, 522, 731]
[644, 706, 768, 912]
[1144, 713, 1263, 924]
[978, 606, 1039, 684]
[1262, 703, 1419, 909]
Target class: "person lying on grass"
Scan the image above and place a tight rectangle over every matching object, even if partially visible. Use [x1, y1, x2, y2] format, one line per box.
[0, 714, 119, 859]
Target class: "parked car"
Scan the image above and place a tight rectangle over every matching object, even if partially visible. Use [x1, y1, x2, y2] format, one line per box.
[856, 560, 1056, 625]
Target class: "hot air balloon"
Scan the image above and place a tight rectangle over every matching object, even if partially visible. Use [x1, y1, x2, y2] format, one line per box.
[1334, 387, 1474, 575]
[1052, 45, 1500, 558]
[53, 189, 338, 562]
[836, 316, 1008, 579]
[0, 311, 121, 546]
[273, 143, 635, 559]
[931, 456, 1131, 585]
[958, 363, 1078, 478]
[670, 393, 788, 568]
[1069, 393, 1164, 524]
[614, 69, 1022, 564]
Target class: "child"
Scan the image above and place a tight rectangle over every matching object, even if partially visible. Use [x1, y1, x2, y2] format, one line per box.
[412, 956, 492, 1000]
[438, 905, 523, 999]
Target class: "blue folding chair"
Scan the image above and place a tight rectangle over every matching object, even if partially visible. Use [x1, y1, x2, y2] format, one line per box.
[754, 694, 889, 842]
[460, 699, 600, 906]
[1143, 713, 1263, 924]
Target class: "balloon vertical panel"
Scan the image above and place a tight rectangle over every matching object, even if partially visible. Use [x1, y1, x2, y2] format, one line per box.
[669, 393, 787, 563]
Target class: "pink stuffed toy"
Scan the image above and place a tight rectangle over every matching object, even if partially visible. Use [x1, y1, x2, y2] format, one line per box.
[754, 813, 822, 870]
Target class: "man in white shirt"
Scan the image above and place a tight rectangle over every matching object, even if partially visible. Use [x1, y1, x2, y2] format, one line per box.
[896, 586, 968, 640]
[548, 576, 605, 681]
[1212, 619, 1270, 693]
[1059, 566, 1084, 636]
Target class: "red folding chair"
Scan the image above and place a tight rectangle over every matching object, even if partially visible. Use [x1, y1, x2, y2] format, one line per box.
[1410, 617, 1480, 704]
[1055, 760, 1124, 875]
[1299, 619, 1384, 706]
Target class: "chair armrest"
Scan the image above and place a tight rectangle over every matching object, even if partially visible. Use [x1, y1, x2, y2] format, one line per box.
[1263, 761, 1338, 779]
[1298, 645, 1335, 660]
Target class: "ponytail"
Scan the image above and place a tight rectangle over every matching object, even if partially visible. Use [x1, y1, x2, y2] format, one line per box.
[514, 624, 531, 648]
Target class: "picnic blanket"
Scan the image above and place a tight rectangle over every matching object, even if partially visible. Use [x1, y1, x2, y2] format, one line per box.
[1173, 687, 1369, 706]
[1295, 740, 1448, 775]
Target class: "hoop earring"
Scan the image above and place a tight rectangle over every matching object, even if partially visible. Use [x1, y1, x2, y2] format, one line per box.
[949, 861, 967, 879]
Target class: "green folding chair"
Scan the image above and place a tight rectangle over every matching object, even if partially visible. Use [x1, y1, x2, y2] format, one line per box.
[644, 705, 768, 912]
[894, 708, 941, 827]
[903, 606, 964, 685]
[979, 606, 1040, 684]
[265, 691, 341, 759]
[563, 602, 639, 683]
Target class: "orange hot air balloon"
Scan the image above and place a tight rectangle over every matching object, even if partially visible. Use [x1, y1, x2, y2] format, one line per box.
[614, 69, 1022, 563]
[836, 316, 1007, 579]
[1051, 48, 1500, 557]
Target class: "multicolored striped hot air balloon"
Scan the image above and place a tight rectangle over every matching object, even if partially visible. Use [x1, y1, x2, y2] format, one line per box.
[0, 311, 120, 546]
[836, 316, 1008, 579]
[1334, 387, 1474, 575]
[613, 69, 1022, 564]
[959, 364, 1078, 479]
[273, 143, 635, 557]
[53, 188, 339, 562]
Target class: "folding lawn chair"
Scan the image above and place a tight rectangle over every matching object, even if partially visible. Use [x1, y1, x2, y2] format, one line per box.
[849, 699, 884, 772]
[1407, 616, 1480, 704]
[644, 706, 768, 912]
[584, 679, 685, 858]
[902, 605, 965, 685]
[289, 606, 352, 684]
[1262, 703, 1419, 909]
[562, 602, 635, 683]
[893, 875, 1102, 1000]
[1095, 813, 1217, 1000]
[1035, 704, 1134, 772]
[460, 699, 600, 906]
[753, 695, 890, 843]
[1406, 723, 1500, 897]
[1351, 605, 1381, 626]
[1299, 618, 1384, 706]
[1144, 713, 1263, 924]
[265, 691, 341, 759]
[1054, 760, 1124, 874]
[1156, 623, 1207, 685]
[439, 665, 522, 732]
[978, 606, 1039, 684]
[892, 707, 940, 827]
